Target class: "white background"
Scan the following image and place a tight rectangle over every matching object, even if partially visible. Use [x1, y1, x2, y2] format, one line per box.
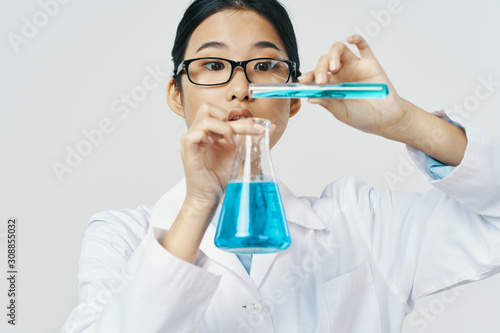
[1, 0, 500, 332]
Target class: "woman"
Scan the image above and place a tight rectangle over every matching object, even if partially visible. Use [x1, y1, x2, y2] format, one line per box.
[62, 0, 500, 332]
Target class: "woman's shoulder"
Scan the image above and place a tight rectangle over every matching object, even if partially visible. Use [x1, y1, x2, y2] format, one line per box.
[297, 176, 375, 206]
[77, 205, 155, 283]
[299, 175, 422, 220]
[85, 204, 154, 245]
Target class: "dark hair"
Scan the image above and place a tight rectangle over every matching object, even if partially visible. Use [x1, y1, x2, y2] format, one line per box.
[172, 0, 301, 88]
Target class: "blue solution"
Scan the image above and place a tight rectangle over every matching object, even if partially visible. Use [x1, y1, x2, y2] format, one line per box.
[215, 181, 291, 253]
[250, 83, 389, 99]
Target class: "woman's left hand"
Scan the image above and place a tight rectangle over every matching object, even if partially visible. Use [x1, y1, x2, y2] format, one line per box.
[300, 34, 410, 137]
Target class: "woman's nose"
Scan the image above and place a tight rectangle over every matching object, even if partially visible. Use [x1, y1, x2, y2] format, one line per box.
[226, 67, 250, 101]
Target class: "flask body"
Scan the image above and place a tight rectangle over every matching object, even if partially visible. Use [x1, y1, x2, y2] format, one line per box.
[214, 118, 290, 253]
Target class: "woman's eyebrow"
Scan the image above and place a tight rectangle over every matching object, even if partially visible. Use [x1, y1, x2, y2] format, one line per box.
[254, 41, 282, 52]
[195, 40, 282, 53]
[196, 41, 227, 53]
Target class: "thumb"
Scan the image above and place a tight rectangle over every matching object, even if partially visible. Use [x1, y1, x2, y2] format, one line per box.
[347, 34, 375, 60]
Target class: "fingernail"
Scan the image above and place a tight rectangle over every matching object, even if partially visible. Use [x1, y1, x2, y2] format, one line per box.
[316, 73, 324, 84]
[330, 60, 337, 71]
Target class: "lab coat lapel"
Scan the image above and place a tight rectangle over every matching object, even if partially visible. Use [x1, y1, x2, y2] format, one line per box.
[199, 223, 253, 282]
[278, 180, 326, 230]
[250, 252, 279, 287]
[250, 181, 327, 287]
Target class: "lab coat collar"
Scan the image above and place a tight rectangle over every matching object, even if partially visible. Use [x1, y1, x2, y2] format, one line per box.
[150, 178, 326, 286]
[278, 180, 326, 230]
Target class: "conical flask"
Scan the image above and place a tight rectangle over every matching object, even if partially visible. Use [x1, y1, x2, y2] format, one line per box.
[214, 118, 291, 254]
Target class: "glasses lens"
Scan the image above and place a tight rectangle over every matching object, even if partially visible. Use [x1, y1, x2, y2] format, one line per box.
[187, 58, 232, 85]
[247, 59, 290, 83]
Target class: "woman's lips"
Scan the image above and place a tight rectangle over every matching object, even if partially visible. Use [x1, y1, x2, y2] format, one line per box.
[228, 108, 254, 121]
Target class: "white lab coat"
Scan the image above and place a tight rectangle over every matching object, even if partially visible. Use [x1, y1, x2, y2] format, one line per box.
[61, 110, 500, 333]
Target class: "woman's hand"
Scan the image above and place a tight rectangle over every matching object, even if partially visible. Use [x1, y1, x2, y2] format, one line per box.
[162, 103, 267, 263]
[300, 34, 410, 138]
[301, 34, 467, 167]
[180, 102, 265, 213]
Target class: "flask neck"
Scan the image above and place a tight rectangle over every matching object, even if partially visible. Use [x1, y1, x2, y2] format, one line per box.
[230, 118, 276, 183]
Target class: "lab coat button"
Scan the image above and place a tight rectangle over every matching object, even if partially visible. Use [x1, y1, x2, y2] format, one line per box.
[245, 299, 263, 314]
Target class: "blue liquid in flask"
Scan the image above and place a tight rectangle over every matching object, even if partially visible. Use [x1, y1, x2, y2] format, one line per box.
[215, 180, 291, 253]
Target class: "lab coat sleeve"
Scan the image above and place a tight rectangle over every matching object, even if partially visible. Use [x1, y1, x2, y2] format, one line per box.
[61, 208, 221, 333]
[407, 109, 499, 215]
[406, 109, 500, 302]
[339, 109, 500, 307]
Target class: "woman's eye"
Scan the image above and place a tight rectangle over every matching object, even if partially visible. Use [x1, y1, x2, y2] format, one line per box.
[203, 62, 225, 71]
[255, 62, 273, 71]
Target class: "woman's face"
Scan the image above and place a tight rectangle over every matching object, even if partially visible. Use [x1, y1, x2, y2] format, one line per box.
[168, 9, 301, 148]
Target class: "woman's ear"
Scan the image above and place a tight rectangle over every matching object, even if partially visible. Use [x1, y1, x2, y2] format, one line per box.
[289, 98, 301, 118]
[167, 77, 185, 118]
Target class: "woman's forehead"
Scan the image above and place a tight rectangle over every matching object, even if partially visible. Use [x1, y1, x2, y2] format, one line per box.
[184, 9, 287, 59]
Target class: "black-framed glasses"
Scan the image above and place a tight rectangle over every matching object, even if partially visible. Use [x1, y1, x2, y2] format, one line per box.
[175, 57, 296, 86]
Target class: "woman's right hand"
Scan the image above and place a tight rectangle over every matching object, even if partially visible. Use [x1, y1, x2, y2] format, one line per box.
[163, 103, 266, 263]
[180, 102, 265, 215]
